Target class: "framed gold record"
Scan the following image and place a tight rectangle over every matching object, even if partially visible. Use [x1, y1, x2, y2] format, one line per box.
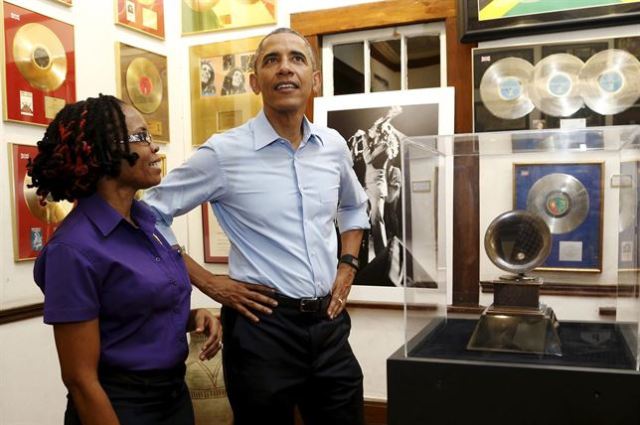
[189, 36, 263, 146]
[116, 42, 170, 144]
[115, 0, 165, 39]
[2, 2, 76, 126]
[182, 0, 276, 35]
[9, 143, 75, 262]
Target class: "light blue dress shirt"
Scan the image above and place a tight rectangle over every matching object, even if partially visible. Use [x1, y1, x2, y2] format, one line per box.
[143, 111, 369, 298]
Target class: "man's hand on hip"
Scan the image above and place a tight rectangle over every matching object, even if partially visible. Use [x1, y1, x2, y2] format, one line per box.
[183, 253, 277, 323]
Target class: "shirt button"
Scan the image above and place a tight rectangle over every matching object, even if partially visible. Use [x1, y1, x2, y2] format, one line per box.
[155, 257, 161, 262]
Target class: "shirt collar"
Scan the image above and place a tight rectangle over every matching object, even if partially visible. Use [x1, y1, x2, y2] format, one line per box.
[252, 109, 325, 151]
[78, 192, 157, 237]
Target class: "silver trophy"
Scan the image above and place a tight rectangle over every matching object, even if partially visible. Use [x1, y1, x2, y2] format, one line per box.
[467, 210, 562, 356]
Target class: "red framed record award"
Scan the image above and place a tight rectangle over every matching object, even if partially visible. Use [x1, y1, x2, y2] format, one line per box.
[2, 2, 76, 126]
[116, 0, 165, 39]
[9, 143, 74, 261]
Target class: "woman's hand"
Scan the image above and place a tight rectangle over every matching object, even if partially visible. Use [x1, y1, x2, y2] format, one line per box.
[189, 309, 223, 361]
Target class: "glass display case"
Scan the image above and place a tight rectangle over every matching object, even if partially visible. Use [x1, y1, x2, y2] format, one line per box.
[388, 125, 640, 425]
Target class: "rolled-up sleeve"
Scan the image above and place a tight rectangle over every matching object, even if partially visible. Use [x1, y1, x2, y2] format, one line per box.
[143, 143, 228, 245]
[34, 243, 100, 324]
[337, 143, 370, 233]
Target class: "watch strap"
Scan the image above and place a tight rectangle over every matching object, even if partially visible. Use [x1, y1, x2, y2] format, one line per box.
[339, 254, 360, 271]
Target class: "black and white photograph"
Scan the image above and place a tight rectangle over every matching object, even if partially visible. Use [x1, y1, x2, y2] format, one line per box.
[315, 88, 455, 299]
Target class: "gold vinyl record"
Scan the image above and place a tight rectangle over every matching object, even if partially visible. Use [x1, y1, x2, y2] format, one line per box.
[23, 175, 73, 224]
[12, 23, 67, 92]
[526, 173, 589, 235]
[530, 53, 584, 117]
[126, 57, 163, 114]
[578, 49, 640, 115]
[479, 57, 534, 120]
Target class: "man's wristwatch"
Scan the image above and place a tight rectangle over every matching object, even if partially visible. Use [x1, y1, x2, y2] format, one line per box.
[339, 254, 360, 272]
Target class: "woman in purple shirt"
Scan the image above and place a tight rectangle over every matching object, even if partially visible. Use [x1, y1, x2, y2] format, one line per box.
[29, 95, 221, 425]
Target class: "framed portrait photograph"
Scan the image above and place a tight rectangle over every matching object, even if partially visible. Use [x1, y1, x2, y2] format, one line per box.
[189, 36, 263, 146]
[459, 0, 640, 42]
[202, 202, 230, 263]
[514, 162, 604, 272]
[115, 0, 164, 39]
[314, 88, 454, 302]
[9, 143, 74, 262]
[116, 42, 170, 144]
[2, 2, 76, 126]
[182, 0, 276, 35]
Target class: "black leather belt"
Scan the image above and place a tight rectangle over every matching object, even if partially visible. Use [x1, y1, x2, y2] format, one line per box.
[274, 293, 331, 313]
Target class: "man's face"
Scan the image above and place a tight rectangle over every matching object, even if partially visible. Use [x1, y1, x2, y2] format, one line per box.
[250, 33, 320, 115]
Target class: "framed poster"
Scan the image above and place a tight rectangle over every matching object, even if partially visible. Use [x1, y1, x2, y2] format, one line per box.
[2, 2, 76, 126]
[116, 42, 170, 144]
[459, 0, 640, 42]
[182, 0, 276, 35]
[202, 202, 230, 263]
[115, 0, 164, 39]
[314, 88, 454, 302]
[514, 162, 603, 272]
[9, 143, 74, 262]
[189, 36, 263, 146]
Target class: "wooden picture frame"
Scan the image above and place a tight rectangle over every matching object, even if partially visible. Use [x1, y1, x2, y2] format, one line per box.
[115, 42, 170, 144]
[202, 202, 230, 263]
[459, 0, 640, 42]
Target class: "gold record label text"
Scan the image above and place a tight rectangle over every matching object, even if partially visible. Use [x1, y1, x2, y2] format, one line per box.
[44, 96, 66, 119]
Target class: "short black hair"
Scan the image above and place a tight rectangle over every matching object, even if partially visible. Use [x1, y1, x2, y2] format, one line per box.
[28, 94, 139, 203]
[252, 27, 318, 72]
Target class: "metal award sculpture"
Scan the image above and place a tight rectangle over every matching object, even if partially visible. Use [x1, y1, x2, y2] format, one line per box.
[467, 210, 562, 356]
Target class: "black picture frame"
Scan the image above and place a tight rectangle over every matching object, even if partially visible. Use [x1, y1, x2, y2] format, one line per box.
[459, 0, 640, 42]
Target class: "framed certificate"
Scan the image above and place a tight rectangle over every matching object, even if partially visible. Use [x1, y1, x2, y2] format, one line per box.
[2, 2, 76, 126]
[189, 36, 263, 146]
[116, 42, 170, 144]
[115, 0, 164, 39]
[514, 162, 604, 272]
[202, 202, 230, 263]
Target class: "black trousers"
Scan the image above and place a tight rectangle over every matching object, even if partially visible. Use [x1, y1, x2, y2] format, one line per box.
[221, 305, 365, 425]
[64, 365, 194, 425]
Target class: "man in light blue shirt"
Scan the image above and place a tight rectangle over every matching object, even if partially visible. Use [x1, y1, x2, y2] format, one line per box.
[144, 27, 369, 425]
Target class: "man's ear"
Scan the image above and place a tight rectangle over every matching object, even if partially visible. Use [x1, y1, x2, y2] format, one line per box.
[250, 73, 261, 95]
[312, 70, 321, 96]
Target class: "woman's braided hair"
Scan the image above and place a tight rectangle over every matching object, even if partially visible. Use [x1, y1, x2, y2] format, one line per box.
[28, 94, 140, 203]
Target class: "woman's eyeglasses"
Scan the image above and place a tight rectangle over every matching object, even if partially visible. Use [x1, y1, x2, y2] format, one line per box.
[119, 131, 153, 146]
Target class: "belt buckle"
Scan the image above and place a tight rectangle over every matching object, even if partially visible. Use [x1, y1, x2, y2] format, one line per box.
[299, 297, 319, 312]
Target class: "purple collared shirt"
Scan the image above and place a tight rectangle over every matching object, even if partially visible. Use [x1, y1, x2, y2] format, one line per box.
[34, 193, 192, 371]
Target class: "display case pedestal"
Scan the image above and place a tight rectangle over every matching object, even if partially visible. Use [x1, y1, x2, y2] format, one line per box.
[388, 318, 640, 425]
